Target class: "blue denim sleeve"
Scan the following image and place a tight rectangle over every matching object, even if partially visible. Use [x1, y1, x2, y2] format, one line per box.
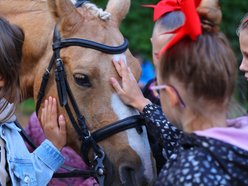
[33, 139, 64, 171]
[31, 139, 64, 185]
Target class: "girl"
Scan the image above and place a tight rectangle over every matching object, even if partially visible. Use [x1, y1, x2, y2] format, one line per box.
[0, 17, 67, 186]
[111, 0, 248, 185]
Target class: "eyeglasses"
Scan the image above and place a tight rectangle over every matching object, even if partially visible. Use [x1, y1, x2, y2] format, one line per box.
[150, 84, 186, 108]
[243, 17, 248, 24]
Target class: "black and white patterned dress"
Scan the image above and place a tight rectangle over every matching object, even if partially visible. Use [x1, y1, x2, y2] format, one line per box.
[142, 104, 248, 186]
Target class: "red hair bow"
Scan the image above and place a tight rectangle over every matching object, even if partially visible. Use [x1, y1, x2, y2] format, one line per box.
[144, 0, 182, 21]
[145, 0, 202, 57]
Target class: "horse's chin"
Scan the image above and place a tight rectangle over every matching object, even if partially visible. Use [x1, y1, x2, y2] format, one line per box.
[104, 158, 155, 186]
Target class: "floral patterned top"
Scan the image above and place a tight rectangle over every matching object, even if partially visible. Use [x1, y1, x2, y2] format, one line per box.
[142, 104, 248, 186]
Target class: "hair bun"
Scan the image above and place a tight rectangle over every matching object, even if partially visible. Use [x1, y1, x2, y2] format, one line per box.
[197, 0, 222, 33]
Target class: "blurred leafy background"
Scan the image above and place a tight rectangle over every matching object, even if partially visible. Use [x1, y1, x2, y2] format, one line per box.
[18, 0, 248, 118]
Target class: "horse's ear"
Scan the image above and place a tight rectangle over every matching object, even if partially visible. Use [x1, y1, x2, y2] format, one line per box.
[48, 0, 81, 25]
[106, 0, 130, 26]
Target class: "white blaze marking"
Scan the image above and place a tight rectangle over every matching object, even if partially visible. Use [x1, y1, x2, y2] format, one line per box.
[70, 0, 77, 5]
[113, 54, 127, 64]
[111, 94, 154, 181]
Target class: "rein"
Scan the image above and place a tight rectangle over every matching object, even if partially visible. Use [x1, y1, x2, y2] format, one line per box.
[33, 25, 144, 185]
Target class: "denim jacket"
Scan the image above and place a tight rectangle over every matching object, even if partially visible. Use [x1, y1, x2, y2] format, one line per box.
[0, 122, 64, 186]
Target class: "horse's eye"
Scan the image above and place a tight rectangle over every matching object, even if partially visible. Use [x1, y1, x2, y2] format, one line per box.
[73, 73, 92, 87]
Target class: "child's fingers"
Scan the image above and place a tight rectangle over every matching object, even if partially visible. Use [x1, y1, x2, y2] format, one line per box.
[41, 108, 45, 125]
[58, 115, 66, 133]
[119, 60, 129, 79]
[110, 77, 124, 95]
[128, 67, 136, 81]
[51, 98, 57, 115]
[48, 97, 53, 117]
[112, 60, 122, 77]
[44, 99, 48, 120]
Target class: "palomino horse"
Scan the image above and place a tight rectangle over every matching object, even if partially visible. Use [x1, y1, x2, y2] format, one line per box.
[0, 0, 156, 185]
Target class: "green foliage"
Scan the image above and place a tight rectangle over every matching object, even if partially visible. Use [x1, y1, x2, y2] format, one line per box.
[17, 98, 35, 115]
[120, 0, 154, 58]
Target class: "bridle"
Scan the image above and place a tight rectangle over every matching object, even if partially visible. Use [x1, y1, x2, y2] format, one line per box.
[35, 25, 145, 185]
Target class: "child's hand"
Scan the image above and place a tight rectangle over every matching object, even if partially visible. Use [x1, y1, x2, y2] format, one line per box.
[41, 97, 67, 150]
[110, 60, 151, 112]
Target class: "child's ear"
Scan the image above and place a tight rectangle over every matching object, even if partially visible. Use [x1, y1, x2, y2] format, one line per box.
[164, 86, 180, 108]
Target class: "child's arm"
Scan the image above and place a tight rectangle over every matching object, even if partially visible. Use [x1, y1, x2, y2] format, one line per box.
[40, 96, 66, 150]
[141, 103, 183, 160]
[28, 97, 66, 185]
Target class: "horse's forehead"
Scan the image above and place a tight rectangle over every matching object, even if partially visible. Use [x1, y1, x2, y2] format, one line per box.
[65, 20, 125, 63]
[78, 21, 120, 42]
[72, 8, 122, 42]
[62, 47, 114, 74]
[61, 8, 140, 78]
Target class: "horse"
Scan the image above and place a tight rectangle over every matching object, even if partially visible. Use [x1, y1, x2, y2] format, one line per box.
[0, 0, 157, 185]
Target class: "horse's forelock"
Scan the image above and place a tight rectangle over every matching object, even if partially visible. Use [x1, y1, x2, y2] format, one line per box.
[83, 3, 111, 21]
[71, 0, 111, 21]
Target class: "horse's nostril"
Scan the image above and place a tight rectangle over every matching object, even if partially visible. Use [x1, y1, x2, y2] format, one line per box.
[119, 165, 136, 186]
[119, 165, 150, 186]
